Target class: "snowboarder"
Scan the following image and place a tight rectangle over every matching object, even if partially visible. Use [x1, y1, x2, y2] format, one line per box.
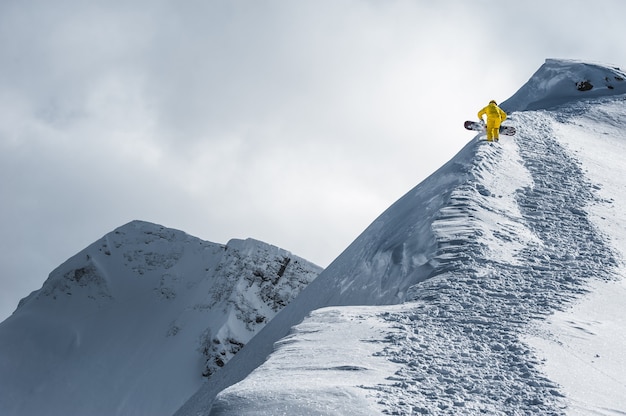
[477, 100, 507, 142]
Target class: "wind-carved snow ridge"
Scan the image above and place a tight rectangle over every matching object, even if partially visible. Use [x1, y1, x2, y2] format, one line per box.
[204, 115, 621, 415]
[174, 60, 626, 416]
[368, 111, 620, 414]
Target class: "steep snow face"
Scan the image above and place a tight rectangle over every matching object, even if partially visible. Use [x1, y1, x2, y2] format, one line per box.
[179, 61, 626, 415]
[502, 59, 626, 112]
[208, 111, 619, 415]
[0, 220, 321, 416]
[175, 130, 484, 416]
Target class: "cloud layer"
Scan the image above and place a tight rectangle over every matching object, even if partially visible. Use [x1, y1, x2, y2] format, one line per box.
[2, 0, 626, 320]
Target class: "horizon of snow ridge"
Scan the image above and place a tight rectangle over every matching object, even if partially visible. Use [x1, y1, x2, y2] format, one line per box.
[178, 59, 626, 415]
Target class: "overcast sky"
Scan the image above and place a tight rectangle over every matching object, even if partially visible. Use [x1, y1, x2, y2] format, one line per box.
[1, 0, 625, 321]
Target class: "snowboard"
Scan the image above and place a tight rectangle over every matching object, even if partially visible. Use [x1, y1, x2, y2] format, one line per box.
[464, 120, 516, 136]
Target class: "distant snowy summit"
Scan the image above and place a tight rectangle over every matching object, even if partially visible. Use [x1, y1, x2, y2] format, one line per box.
[0, 220, 321, 416]
[503, 58, 626, 111]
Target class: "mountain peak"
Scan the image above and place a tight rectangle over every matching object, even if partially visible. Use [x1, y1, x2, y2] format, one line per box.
[502, 58, 626, 112]
[0, 221, 321, 416]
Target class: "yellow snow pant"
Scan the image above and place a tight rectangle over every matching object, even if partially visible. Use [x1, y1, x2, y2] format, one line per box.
[486, 118, 501, 141]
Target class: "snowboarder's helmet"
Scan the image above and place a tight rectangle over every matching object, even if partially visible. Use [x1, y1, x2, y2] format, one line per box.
[489, 100, 497, 104]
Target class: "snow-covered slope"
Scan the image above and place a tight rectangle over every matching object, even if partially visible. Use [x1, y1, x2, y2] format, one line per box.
[0, 220, 321, 416]
[502, 58, 626, 112]
[175, 116, 478, 416]
[177, 59, 626, 415]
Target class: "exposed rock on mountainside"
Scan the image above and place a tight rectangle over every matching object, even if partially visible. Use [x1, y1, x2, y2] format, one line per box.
[0, 220, 321, 416]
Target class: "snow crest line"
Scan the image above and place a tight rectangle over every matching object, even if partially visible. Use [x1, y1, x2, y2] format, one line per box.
[370, 112, 619, 415]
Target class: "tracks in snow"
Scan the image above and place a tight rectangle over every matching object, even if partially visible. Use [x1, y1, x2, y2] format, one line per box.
[372, 111, 618, 415]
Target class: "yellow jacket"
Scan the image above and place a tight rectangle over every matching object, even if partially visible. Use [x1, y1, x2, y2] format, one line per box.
[478, 102, 507, 124]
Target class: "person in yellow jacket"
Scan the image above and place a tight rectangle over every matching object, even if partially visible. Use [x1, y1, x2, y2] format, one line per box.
[477, 100, 507, 142]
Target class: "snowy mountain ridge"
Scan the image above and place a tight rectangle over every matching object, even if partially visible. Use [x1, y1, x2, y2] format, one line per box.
[502, 58, 626, 111]
[2, 58, 626, 415]
[177, 59, 626, 415]
[0, 220, 321, 416]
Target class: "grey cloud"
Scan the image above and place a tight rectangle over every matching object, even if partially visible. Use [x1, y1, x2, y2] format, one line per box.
[2, 0, 626, 321]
